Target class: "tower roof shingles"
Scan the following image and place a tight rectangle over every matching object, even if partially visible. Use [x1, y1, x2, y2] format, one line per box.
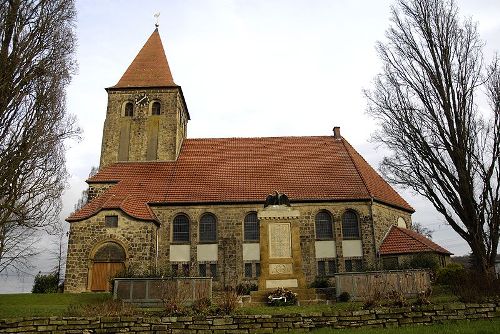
[111, 29, 177, 88]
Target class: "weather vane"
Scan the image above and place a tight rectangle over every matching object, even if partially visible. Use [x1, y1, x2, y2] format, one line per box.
[154, 12, 160, 28]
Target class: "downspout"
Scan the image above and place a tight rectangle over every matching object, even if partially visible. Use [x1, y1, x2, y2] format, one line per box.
[369, 197, 378, 269]
[155, 224, 159, 273]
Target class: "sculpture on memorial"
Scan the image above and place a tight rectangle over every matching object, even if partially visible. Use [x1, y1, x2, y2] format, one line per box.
[264, 191, 291, 207]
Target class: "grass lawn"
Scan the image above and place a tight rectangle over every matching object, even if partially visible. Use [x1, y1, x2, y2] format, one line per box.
[0, 293, 111, 318]
[306, 319, 500, 334]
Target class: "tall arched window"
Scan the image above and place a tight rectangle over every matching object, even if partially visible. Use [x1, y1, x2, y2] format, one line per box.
[124, 102, 134, 117]
[315, 211, 333, 239]
[342, 210, 360, 239]
[244, 212, 259, 242]
[173, 214, 190, 242]
[152, 101, 161, 115]
[199, 213, 217, 242]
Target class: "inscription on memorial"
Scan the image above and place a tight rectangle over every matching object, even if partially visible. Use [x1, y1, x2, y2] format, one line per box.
[269, 263, 293, 275]
[268, 223, 291, 258]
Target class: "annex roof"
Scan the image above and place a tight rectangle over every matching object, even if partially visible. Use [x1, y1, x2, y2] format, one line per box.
[67, 136, 414, 222]
[111, 29, 177, 88]
[379, 226, 452, 255]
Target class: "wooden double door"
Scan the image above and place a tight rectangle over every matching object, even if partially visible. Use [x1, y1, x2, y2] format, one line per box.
[91, 262, 125, 291]
[90, 241, 126, 291]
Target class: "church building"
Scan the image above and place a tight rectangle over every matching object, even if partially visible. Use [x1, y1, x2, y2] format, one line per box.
[64, 29, 446, 293]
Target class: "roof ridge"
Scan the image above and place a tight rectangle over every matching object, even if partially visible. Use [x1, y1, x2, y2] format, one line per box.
[185, 135, 334, 141]
[341, 139, 373, 199]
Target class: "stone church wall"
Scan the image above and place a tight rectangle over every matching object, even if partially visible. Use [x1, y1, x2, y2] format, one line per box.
[152, 201, 411, 288]
[65, 210, 157, 293]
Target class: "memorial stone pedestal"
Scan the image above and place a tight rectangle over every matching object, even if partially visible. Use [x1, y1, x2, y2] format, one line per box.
[257, 205, 306, 290]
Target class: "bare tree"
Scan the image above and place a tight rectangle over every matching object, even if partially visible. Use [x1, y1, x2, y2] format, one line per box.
[365, 0, 499, 274]
[0, 0, 79, 273]
[412, 222, 434, 239]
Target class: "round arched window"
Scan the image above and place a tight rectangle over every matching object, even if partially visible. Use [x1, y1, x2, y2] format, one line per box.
[93, 242, 126, 262]
[152, 101, 161, 115]
[342, 210, 360, 239]
[173, 214, 190, 242]
[199, 213, 217, 242]
[244, 212, 259, 242]
[315, 211, 333, 239]
[124, 102, 134, 117]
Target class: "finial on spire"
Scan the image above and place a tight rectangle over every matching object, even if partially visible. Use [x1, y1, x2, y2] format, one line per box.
[154, 12, 160, 28]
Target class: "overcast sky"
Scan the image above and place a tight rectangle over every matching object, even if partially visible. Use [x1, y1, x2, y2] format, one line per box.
[2, 0, 499, 293]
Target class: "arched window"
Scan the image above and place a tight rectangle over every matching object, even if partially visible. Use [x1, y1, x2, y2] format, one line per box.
[199, 213, 217, 242]
[93, 242, 126, 262]
[124, 102, 134, 117]
[315, 211, 333, 239]
[173, 214, 190, 242]
[342, 210, 360, 239]
[152, 101, 161, 115]
[244, 212, 259, 242]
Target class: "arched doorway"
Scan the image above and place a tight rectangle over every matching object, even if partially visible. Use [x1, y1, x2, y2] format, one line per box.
[90, 242, 126, 291]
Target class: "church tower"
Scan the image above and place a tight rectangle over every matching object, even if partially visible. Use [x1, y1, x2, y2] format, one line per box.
[100, 29, 189, 168]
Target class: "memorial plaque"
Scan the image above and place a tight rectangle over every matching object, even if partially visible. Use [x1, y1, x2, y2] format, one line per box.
[269, 263, 293, 275]
[268, 223, 291, 258]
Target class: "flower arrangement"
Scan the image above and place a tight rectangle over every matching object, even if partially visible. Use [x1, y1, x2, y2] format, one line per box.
[267, 287, 298, 306]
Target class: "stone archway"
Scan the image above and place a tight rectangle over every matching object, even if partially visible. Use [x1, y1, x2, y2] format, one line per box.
[90, 241, 126, 291]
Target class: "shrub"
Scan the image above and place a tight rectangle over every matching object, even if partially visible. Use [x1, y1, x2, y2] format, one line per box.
[235, 282, 258, 295]
[32, 272, 60, 293]
[436, 262, 465, 285]
[310, 276, 331, 288]
[386, 289, 408, 307]
[362, 290, 383, 309]
[66, 300, 138, 317]
[414, 287, 432, 305]
[217, 287, 239, 314]
[337, 291, 350, 302]
[267, 287, 298, 306]
[450, 270, 500, 303]
[401, 253, 440, 272]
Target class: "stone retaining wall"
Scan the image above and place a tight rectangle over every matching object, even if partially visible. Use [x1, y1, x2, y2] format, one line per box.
[1, 302, 499, 333]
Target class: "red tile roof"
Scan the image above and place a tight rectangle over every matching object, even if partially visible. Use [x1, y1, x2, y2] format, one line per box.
[111, 29, 176, 88]
[67, 136, 414, 222]
[379, 226, 452, 255]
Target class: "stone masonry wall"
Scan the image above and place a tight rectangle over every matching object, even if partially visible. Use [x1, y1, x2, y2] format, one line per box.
[100, 88, 187, 168]
[65, 210, 157, 293]
[372, 203, 412, 250]
[1, 302, 499, 333]
[152, 201, 411, 287]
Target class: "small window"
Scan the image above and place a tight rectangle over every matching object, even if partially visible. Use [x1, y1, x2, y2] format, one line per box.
[152, 101, 161, 115]
[105, 215, 118, 228]
[315, 211, 333, 239]
[199, 264, 207, 277]
[318, 261, 326, 276]
[199, 213, 217, 242]
[171, 264, 178, 276]
[345, 259, 363, 272]
[244, 263, 252, 278]
[182, 263, 190, 276]
[124, 102, 134, 117]
[244, 212, 259, 242]
[342, 210, 360, 239]
[327, 260, 337, 275]
[210, 263, 217, 278]
[173, 214, 190, 242]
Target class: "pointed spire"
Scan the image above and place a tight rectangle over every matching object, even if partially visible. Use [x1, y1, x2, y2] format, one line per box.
[112, 29, 177, 88]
